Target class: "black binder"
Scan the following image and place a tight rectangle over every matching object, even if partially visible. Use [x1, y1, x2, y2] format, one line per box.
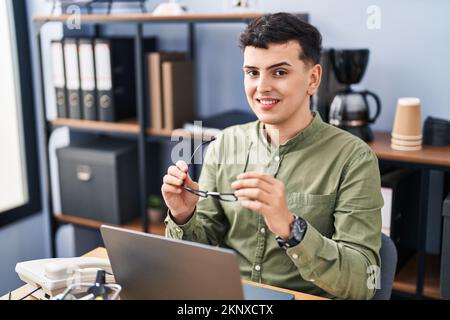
[79, 38, 97, 120]
[94, 37, 157, 122]
[51, 40, 68, 118]
[63, 38, 83, 119]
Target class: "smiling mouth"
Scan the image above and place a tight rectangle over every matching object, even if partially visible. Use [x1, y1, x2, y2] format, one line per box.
[256, 98, 280, 109]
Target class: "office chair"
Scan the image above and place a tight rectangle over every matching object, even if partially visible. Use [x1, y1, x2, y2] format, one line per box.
[373, 233, 398, 300]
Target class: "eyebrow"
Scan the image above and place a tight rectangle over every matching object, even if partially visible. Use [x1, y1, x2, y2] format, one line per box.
[243, 62, 292, 70]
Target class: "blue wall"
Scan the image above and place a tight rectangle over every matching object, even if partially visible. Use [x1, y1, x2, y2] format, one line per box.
[32, 0, 450, 130]
[0, 214, 49, 296]
[186, 0, 450, 131]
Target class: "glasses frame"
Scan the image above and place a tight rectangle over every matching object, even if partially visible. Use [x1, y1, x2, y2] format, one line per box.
[181, 138, 252, 202]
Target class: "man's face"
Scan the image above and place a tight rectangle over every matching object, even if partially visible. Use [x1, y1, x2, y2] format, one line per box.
[243, 40, 317, 127]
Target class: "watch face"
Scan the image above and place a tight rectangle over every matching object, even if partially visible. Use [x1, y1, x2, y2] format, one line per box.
[293, 217, 306, 242]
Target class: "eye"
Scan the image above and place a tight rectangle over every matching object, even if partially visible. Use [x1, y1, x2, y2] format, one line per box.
[245, 70, 259, 77]
[274, 69, 287, 76]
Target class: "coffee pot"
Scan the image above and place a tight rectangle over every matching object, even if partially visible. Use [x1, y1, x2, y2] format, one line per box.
[328, 49, 381, 142]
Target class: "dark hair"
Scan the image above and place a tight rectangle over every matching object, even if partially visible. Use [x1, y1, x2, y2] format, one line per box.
[239, 12, 322, 65]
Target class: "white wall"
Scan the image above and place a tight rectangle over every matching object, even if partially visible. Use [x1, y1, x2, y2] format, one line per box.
[0, 0, 28, 213]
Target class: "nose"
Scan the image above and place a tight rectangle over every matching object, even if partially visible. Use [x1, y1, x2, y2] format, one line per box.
[256, 74, 273, 93]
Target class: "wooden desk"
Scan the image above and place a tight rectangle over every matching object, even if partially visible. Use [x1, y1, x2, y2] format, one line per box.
[2, 247, 326, 301]
[369, 131, 450, 299]
[370, 131, 450, 169]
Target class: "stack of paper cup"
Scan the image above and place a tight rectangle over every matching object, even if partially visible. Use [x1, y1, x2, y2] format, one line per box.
[391, 97, 422, 151]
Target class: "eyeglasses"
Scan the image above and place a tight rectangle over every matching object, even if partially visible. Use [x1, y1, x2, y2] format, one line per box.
[181, 138, 251, 202]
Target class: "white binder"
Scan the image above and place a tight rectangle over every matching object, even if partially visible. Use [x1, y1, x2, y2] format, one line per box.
[51, 40, 67, 118]
[94, 39, 114, 122]
[79, 39, 97, 120]
[63, 38, 82, 119]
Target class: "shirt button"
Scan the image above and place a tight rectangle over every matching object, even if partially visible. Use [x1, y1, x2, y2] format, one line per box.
[274, 156, 280, 162]
[292, 254, 299, 259]
[310, 278, 316, 282]
[260, 227, 266, 234]
[254, 265, 261, 271]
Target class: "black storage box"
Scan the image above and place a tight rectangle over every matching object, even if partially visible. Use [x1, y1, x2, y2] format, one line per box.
[441, 193, 450, 299]
[57, 138, 139, 224]
[381, 169, 420, 271]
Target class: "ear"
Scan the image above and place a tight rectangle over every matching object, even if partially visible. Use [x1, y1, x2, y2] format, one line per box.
[307, 64, 322, 96]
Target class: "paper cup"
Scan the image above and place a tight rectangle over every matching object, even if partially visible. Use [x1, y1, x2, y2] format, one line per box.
[391, 97, 422, 138]
[390, 144, 422, 151]
[391, 132, 423, 141]
[391, 137, 422, 146]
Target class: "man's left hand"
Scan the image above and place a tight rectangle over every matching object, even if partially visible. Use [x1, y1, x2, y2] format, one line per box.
[231, 171, 294, 239]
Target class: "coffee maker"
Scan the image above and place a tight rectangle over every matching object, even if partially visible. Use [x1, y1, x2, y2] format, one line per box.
[328, 49, 381, 142]
[311, 49, 347, 123]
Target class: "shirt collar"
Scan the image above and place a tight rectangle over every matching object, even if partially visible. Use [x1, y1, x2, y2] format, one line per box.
[252, 111, 325, 154]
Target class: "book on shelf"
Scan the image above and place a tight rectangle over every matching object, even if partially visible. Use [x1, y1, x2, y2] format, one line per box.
[147, 51, 187, 130]
[161, 59, 195, 131]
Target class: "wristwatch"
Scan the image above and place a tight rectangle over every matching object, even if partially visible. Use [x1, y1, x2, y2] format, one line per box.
[275, 215, 307, 249]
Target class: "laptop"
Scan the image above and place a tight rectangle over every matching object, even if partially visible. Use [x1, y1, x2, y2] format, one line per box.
[100, 225, 294, 300]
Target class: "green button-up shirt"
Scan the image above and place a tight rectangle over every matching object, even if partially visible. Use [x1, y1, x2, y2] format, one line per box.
[165, 112, 383, 300]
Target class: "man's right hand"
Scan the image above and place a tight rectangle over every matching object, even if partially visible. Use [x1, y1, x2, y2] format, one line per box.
[161, 160, 199, 225]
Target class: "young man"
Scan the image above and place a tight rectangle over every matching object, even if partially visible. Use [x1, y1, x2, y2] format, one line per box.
[162, 13, 383, 300]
